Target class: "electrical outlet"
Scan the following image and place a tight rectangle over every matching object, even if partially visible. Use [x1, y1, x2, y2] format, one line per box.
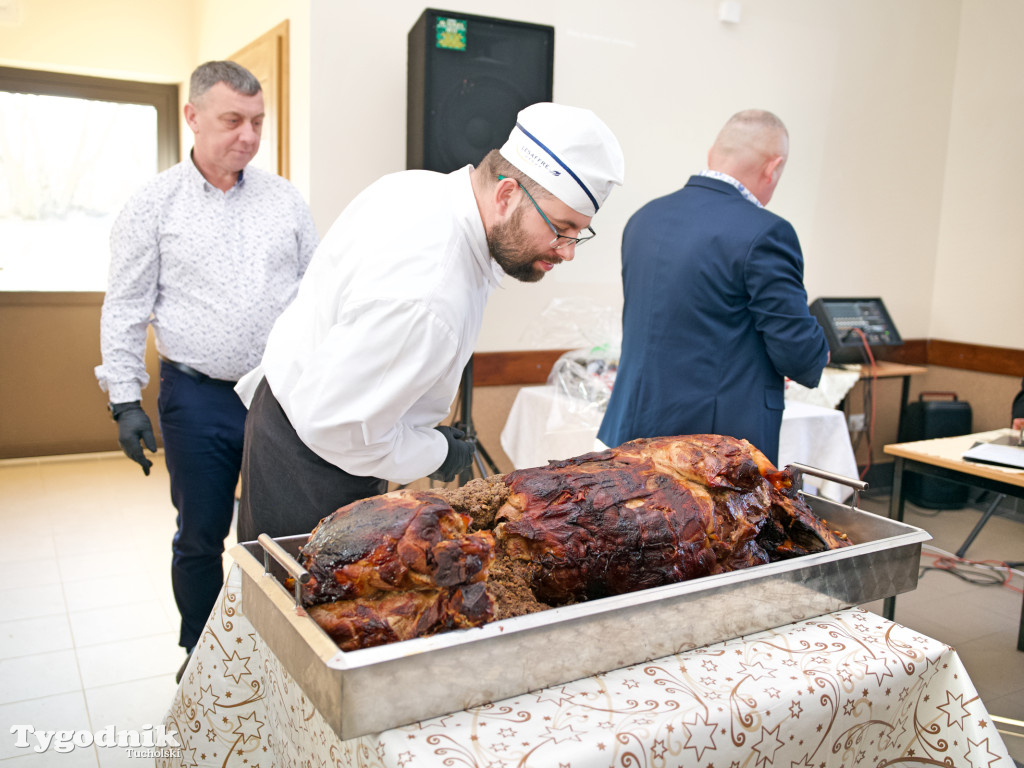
[848, 413, 866, 432]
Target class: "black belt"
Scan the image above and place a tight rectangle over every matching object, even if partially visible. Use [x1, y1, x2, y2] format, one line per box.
[160, 356, 237, 386]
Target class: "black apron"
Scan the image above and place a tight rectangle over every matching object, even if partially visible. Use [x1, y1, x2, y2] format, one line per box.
[237, 378, 388, 542]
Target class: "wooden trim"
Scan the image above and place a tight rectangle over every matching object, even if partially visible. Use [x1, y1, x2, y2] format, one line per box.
[232, 20, 290, 178]
[925, 339, 1024, 377]
[0, 291, 104, 307]
[0, 66, 179, 171]
[474, 339, 1024, 387]
[0, 439, 118, 461]
[473, 350, 570, 387]
[875, 339, 927, 365]
[278, 22, 290, 180]
[878, 337, 1024, 376]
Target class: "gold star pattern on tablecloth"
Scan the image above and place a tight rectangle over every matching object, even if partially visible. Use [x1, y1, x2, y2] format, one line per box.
[158, 566, 1014, 768]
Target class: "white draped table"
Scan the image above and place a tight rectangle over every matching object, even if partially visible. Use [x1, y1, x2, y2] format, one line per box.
[500, 385, 859, 501]
[160, 563, 1013, 767]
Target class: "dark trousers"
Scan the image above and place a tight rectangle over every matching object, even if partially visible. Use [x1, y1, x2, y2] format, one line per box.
[157, 361, 246, 650]
[237, 377, 387, 542]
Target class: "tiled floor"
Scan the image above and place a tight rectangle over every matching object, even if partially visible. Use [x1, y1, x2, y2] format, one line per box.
[1, 454, 194, 767]
[1, 453, 1023, 765]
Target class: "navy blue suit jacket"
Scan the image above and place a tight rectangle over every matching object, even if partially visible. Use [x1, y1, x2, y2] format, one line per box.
[598, 175, 828, 464]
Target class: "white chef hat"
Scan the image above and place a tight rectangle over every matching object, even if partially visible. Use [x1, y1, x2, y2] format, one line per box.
[498, 103, 625, 217]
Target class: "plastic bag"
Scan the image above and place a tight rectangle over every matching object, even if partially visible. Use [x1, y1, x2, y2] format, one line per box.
[518, 297, 621, 350]
[545, 344, 619, 431]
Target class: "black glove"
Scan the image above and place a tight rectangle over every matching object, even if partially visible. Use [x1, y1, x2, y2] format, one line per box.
[429, 425, 475, 483]
[110, 401, 157, 476]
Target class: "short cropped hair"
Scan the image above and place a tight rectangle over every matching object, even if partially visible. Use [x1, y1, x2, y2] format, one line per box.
[723, 109, 787, 137]
[477, 149, 552, 201]
[188, 61, 261, 105]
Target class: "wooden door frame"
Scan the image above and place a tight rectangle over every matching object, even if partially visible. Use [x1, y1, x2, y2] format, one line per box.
[232, 20, 290, 178]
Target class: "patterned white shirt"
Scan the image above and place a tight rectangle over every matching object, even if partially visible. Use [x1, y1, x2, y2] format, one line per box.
[699, 169, 764, 208]
[96, 156, 319, 403]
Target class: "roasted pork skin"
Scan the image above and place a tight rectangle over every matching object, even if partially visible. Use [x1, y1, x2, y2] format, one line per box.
[296, 434, 850, 650]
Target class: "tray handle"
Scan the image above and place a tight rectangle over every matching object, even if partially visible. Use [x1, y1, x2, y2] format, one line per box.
[257, 533, 311, 610]
[787, 462, 868, 508]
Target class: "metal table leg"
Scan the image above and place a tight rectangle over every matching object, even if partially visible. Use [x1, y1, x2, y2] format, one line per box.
[882, 456, 906, 621]
[896, 374, 912, 441]
[955, 493, 1004, 559]
[1020, 583, 1024, 652]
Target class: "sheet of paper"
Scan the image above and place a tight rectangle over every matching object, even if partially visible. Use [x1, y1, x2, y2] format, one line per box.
[962, 441, 1024, 469]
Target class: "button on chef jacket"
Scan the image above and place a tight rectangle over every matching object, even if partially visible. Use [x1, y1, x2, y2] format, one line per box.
[236, 166, 505, 485]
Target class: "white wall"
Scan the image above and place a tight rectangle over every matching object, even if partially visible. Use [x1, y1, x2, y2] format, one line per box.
[4, 0, 1020, 358]
[0, 0, 196, 82]
[0, 0, 312, 201]
[931, 0, 1024, 349]
[193, 0, 312, 200]
[307, 0, 979, 352]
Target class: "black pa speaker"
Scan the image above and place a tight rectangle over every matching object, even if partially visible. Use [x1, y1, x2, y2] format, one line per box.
[407, 8, 554, 174]
[899, 392, 973, 509]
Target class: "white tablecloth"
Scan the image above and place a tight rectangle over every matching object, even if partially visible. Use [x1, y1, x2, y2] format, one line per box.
[779, 399, 861, 500]
[500, 385, 859, 501]
[161, 564, 1014, 767]
[785, 365, 862, 409]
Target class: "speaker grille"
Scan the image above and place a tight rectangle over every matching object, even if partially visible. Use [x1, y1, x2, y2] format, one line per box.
[408, 9, 555, 173]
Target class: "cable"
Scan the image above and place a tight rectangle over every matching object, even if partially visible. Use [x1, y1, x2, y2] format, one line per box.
[918, 544, 1024, 594]
[851, 328, 877, 480]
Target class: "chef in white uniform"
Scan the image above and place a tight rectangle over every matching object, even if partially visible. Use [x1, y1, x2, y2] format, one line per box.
[235, 103, 625, 540]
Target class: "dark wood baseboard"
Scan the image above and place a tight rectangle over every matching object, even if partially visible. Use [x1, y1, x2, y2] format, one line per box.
[876, 340, 927, 365]
[873, 338, 1023, 377]
[475, 339, 1023, 388]
[925, 340, 1024, 377]
[0, 439, 122, 461]
[473, 350, 570, 387]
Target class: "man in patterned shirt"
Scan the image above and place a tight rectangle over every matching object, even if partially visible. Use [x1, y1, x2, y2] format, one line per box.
[94, 61, 318, 675]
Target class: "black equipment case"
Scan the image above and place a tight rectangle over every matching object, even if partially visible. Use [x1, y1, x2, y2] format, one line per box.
[898, 392, 973, 509]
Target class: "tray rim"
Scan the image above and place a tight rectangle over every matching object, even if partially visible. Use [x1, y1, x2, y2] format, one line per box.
[232, 498, 931, 671]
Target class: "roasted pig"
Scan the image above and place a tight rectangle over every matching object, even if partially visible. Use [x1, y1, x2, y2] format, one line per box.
[495, 434, 849, 604]
[295, 435, 850, 650]
[296, 490, 496, 650]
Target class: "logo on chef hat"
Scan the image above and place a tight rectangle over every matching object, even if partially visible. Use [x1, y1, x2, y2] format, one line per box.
[514, 140, 562, 178]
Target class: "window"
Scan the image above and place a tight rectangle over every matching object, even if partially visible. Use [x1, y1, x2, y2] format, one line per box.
[0, 67, 179, 291]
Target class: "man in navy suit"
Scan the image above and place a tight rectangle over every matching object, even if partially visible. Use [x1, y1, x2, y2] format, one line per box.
[599, 109, 828, 465]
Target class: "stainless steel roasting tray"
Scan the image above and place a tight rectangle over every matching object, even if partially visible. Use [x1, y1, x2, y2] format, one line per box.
[231, 466, 931, 740]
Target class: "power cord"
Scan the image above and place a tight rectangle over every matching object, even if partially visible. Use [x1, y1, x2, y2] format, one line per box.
[851, 328, 877, 480]
[919, 545, 1024, 594]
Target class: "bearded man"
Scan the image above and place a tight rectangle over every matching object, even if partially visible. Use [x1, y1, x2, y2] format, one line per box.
[235, 103, 625, 540]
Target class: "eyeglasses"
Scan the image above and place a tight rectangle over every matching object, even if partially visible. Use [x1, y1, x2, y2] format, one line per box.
[498, 175, 596, 249]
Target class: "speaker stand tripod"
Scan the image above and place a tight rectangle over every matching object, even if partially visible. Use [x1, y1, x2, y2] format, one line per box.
[452, 357, 501, 485]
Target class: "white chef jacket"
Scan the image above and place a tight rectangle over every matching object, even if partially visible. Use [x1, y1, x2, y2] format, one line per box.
[237, 166, 505, 484]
